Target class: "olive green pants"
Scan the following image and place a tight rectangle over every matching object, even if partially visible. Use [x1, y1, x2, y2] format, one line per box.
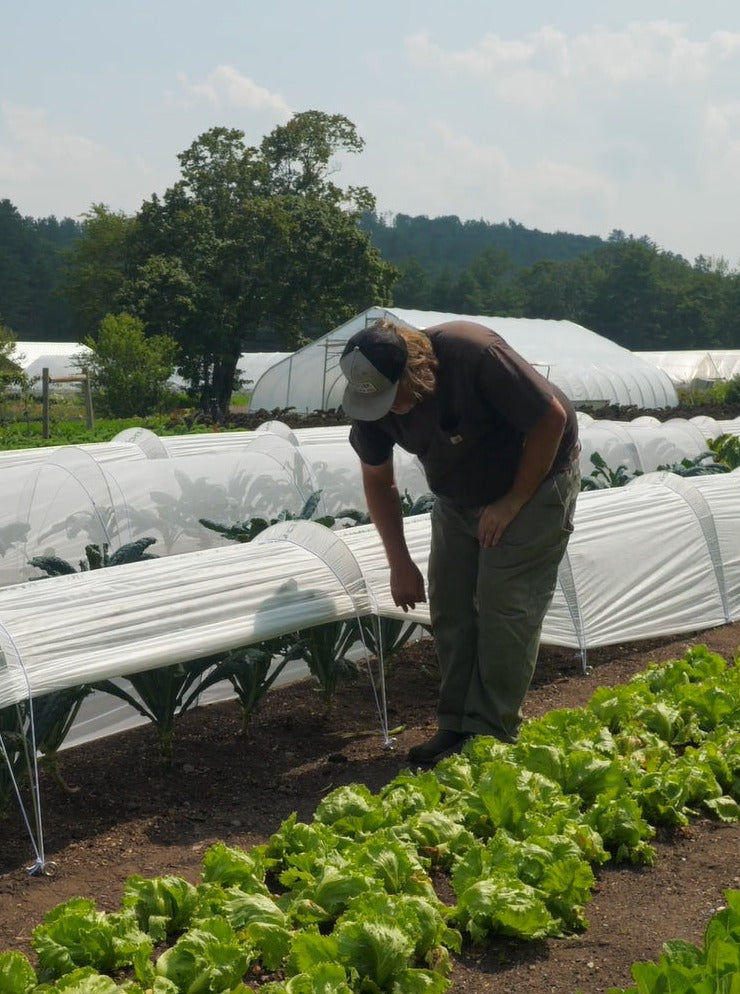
[428, 459, 580, 742]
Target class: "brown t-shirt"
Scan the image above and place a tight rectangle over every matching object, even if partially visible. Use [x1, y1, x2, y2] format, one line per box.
[348, 321, 579, 507]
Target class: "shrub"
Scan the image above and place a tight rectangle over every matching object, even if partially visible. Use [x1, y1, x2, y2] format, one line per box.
[80, 313, 177, 417]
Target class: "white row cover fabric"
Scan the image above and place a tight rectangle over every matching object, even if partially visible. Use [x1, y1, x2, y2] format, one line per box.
[636, 350, 740, 387]
[3, 416, 740, 589]
[1, 470, 739, 711]
[0, 433, 428, 587]
[248, 308, 679, 413]
[576, 413, 739, 475]
[0, 521, 370, 710]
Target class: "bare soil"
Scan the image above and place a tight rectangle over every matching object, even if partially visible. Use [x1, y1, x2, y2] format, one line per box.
[1, 623, 739, 994]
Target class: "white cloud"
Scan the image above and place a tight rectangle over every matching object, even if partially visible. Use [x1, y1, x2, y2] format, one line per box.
[370, 120, 615, 237]
[176, 65, 292, 119]
[704, 100, 740, 179]
[429, 121, 614, 213]
[1, 103, 104, 176]
[0, 102, 160, 218]
[405, 22, 740, 107]
[405, 28, 568, 109]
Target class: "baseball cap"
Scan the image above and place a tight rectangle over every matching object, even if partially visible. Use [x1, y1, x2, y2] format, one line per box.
[340, 322, 408, 420]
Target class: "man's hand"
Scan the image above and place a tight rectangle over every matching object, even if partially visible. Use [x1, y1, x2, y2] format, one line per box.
[477, 494, 524, 548]
[389, 558, 427, 612]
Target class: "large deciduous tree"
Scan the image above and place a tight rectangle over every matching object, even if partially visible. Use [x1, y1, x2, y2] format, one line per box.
[60, 205, 136, 341]
[124, 113, 396, 414]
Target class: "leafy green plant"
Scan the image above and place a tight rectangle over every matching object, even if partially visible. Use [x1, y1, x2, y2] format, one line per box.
[708, 433, 740, 470]
[580, 451, 641, 490]
[28, 537, 210, 763]
[607, 889, 740, 994]
[183, 635, 307, 734]
[580, 445, 734, 491]
[0, 703, 29, 819]
[293, 620, 360, 711]
[199, 491, 335, 543]
[92, 657, 217, 763]
[31, 897, 152, 981]
[333, 489, 436, 528]
[350, 615, 425, 676]
[29, 687, 94, 794]
[121, 874, 201, 943]
[1, 682, 93, 817]
[0, 950, 36, 994]
[2, 647, 739, 993]
[400, 490, 436, 516]
[28, 537, 158, 577]
[655, 452, 729, 476]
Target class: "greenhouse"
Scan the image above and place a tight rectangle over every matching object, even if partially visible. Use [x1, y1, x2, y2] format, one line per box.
[14, 341, 91, 393]
[636, 349, 740, 387]
[168, 351, 292, 394]
[248, 307, 680, 413]
[12, 343, 290, 396]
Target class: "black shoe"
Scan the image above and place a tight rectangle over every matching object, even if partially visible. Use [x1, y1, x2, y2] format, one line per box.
[407, 730, 470, 765]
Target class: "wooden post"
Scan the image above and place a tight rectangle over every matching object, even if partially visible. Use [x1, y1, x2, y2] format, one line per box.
[41, 370, 94, 437]
[83, 374, 95, 430]
[42, 367, 50, 439]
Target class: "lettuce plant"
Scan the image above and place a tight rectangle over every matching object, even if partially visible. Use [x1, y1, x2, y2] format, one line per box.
[0, 951, 36, 994]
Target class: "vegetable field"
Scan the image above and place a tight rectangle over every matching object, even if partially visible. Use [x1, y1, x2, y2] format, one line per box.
[0, 624, 738, 994]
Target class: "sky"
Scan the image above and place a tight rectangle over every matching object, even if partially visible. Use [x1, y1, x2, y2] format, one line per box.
[3, 1, 740, 265]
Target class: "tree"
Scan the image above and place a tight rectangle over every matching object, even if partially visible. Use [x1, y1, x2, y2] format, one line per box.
[392, 259, 432, 309]
[60, 205, 136, 341]
[430, 267, 457, 312]
[583, 239, 670, 349]
[0, 318, 22, 374]
[0, 200, 80, 340]
[81, 313, 177, 417]
[513, 256, 598, 322]
[124, 112, 396, 415]
[0, 317, 30, 410]
[258, 110, 369, 204]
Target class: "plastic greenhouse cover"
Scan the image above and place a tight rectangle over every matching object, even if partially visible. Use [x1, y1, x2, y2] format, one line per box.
[636, 350, 740, 385]
[247, 307, 679, 412]
[1, 470, 740, 715]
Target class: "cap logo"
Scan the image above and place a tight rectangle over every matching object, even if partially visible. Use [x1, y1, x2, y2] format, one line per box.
[354, 379, 381, 395]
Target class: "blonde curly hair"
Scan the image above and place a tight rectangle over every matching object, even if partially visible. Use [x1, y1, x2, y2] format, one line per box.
[372, 321, 437, 401]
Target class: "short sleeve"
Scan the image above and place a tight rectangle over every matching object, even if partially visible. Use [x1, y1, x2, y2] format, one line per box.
[348, 420, 395, 466]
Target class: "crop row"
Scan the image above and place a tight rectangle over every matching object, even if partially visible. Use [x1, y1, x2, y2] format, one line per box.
[0, 644, 738, 992]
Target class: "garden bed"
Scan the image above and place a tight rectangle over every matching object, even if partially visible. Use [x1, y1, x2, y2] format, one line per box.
[1, 623, 738, 993]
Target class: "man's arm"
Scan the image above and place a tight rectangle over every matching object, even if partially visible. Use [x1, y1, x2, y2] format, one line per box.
[478, 394, 568, 548]
[361, 459, 427, 611]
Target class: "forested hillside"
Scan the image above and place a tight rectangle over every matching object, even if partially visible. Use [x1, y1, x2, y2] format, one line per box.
[360, 212, 605, 275]
[359, 211, 740, 351]
[2, 194, 740, 354]
[0, 199, 81, 341]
